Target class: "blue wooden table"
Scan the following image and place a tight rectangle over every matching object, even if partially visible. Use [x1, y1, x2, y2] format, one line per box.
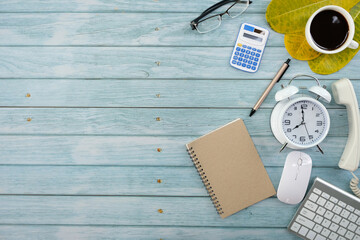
[0, 0, 359, 239]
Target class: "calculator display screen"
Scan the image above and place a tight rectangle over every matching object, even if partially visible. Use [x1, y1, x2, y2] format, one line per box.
[243, 33, 262, 42]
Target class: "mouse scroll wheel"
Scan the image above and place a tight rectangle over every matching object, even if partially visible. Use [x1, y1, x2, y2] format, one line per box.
[297, 158, 303, 166]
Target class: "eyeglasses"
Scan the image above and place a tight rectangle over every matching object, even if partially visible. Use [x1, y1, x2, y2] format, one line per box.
[190, 0, 251, 34]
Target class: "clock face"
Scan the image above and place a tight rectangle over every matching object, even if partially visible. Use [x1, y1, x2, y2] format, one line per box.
[281, 99, 329, 147]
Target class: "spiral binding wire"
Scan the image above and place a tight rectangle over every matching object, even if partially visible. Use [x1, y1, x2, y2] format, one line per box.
[350, 172, 360, 198]
[187, 147, 224, 215]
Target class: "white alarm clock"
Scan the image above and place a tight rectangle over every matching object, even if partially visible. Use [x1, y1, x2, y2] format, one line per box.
[271, 75, 332, 152]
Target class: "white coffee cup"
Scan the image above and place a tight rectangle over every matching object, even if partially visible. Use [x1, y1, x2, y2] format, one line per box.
[305, 5, 359, 54]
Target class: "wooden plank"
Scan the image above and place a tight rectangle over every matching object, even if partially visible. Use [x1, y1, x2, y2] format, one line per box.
[0, 135, 345, 166]
[0, 13, 283, 46]
[0, 79, 355, 108]
[0, 225, 299, 240]
[0, 166, 353, 196]
[0, 195, 298, 227]
[0, 108, 348, 136]
[1, 47, 359, 79]
[0, 0, 270, 13]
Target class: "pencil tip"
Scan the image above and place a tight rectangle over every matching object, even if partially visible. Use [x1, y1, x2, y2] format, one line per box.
[249, 109, 256, 117]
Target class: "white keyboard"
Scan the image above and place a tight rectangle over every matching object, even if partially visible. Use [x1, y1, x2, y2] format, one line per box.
[288, 177, 360, 240]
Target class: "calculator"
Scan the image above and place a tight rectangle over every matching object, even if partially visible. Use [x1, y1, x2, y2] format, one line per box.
[230, 23, 269, 73]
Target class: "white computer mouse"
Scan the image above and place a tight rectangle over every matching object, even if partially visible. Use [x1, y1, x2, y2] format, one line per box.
[277, 151, 312, 205]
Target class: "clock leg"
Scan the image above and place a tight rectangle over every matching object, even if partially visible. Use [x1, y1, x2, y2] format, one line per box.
[279, 142, 288, 152]
[317, 145, 324, 154]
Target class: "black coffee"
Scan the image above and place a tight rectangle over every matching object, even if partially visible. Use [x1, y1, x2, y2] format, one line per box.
[310, 10, 349, 50]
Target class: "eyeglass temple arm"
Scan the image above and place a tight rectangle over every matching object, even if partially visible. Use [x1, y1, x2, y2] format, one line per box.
[191, 0, 252, 29]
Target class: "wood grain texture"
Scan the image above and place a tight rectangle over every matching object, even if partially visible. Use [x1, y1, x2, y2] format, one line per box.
[0, 0, 269, 13]
[0, 136, 346, 166]
[0, 226, 298, 240]
[0, 166, 353, 195]
[1, 47, 360, 79]
[0, 13, 284, 46]
[0, 108, 348, 136]
[0, 79, 356, 108]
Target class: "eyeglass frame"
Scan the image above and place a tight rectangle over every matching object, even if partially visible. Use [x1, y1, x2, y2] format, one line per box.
[190, 0, 252, 33]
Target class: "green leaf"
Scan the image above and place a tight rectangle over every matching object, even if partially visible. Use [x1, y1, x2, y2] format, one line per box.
[266, 0, 359, 33]
[308, 2, 360, 75]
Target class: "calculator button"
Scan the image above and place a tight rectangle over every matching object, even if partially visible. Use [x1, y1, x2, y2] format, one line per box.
[252, 47, 257, 51]
[241, 49, 246, 53]
[248, 60, 253, 64]
[238, 58, 243, 62]
[247, 46, 252, 49]
[240, 53, 244, 57]
[247, 65, 251, 69]
[243, 59, 248, 63]
[232, 60, 237, 64]
[237, 43, 242, 47]
[253, 62, 257, 66]
[249, 56, 254, 60]
[242, 45, 247, 48]
[254, 58, 259, 62]
[250, 52, 255, 56]
[237, 61, 241, 66]
[246, 50, 250, 54]
[242, 63, 246, 67]
[235, 52, 239, 55]
[233, 56, 238, 60]
[251, 66, 256, 70]
[244, 55, 249, 59]
[257, 49, 262, 53]
[236, 47, 241, 51]
[255, 53, 260, 57]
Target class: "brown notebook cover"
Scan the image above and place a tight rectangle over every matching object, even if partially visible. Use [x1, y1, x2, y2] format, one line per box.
[186, 118, 275, 219]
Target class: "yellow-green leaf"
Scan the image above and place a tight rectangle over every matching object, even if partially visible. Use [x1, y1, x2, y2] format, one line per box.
[309, 2, 360, 74]
[266, 0, 358, 34]
[285, 32, 321, 60]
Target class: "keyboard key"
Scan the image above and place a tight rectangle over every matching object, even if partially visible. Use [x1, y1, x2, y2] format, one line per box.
[314, 224, 323, 233]
[255, 53, 260, 57]
[314, 234, 326, 240]
[339, 201, 347, 208]
[330, 223, 339, 232]
[254, 57, 259, 62]
[317, 197, 326, 206]
[345, 230, 354, 239]
[313, 188, 322, 194]
[250, 52, 255, 56]
[332, 215, 342, 224]
[307, 230, 316, 240]
[346, 205, 355, 212]
[236, 47, 240, 51]
[356, 227, 360, 235]
[321, 192, 330, 199]
[296, 215, 315, 229]
[252, 62, 257, 66]
[242, 63, 246, 67]
[248, 60, 253, 64]
[316, 206, 326, 216]
[290, 222, 301, 232]
[338, 227, 347, 236]
[356, 217, 360, 225]
[299, 226, 309, 236]
[355, 235, 360, 240]
[246, 65, 251, 69]
[249, 56, 254, 60]
[314, 215, 323, 224]
[301, 208, 315, 220]
[333, 205, 343, 214]
[329, 232, 339, 240]
[321, 219, 331, 228]
[355, 209, 360, 216]
[246, 50, 250, 54]
[324, 211, 334, 219]
[251, 66, 256, 71]
[321, 228, 330, 237]
[305, 200, 318, 212]
[338, 237, 346, 240]
[235, 52, 239, 55]
[325, 201, 334, 210]
[232, 60, 237, 64]
[349, 223, 357, 232]
[310, 194, 320, 203]
[340, 219, 349, 228]
[244, 54, 249, 59]
[341, 209, 350, 218]
[349, 213, 358, 222]
[330, 196, 338, 204]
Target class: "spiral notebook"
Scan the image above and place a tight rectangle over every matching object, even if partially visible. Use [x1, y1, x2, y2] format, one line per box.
[186, 118, 275, 219]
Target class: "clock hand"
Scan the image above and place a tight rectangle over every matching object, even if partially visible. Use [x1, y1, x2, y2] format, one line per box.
[304, 123, 311, 138]
[292, 122, 304, 130]
[301, 106, 305, 123]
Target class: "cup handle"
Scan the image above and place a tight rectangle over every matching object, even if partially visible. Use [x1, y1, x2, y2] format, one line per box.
[348, 40, 359, 49]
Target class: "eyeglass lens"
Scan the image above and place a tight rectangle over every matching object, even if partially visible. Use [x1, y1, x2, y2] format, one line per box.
[195, 0, 249, 33]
